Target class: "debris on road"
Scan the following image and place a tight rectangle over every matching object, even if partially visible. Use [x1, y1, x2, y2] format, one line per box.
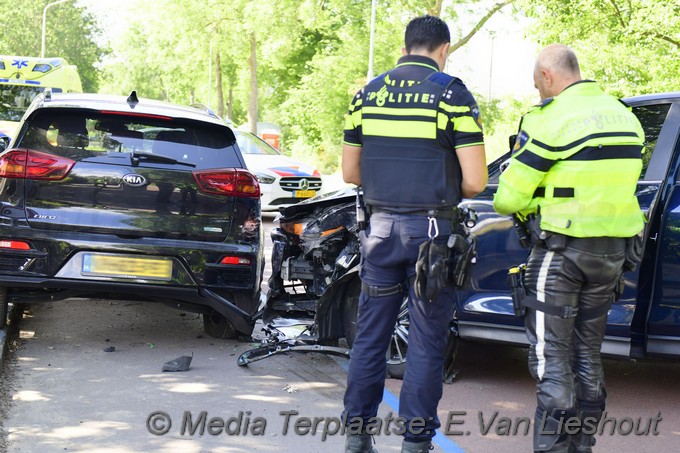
[162, 354, 193, 372]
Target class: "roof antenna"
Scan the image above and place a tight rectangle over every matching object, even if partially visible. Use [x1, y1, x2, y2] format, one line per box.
[127, 90, 139, 108]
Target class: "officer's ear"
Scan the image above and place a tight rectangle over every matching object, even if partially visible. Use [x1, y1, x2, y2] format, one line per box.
[441, 42, 451, 57]
[436, 42, 451, 71]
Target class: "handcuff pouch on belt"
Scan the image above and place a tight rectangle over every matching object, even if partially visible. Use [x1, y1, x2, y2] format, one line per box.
[414, 210, 477, 303]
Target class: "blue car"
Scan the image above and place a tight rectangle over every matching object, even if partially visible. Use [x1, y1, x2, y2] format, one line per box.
[456, 92, 679, 362]
[248, 92, 680, 378]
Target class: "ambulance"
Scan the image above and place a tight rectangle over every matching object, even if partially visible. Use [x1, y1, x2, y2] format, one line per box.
[0, 55, 83, 143]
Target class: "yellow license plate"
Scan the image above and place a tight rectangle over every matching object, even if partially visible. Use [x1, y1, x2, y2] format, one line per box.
[82, 254, 173, 280]
[294, 190, 316, 198]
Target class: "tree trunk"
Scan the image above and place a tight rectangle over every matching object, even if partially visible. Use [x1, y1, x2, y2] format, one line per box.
[426, 0, 444, 16]
[215, 52, 225, 118]
[228, 85, 233, 122]
[247, 32, 258, 134]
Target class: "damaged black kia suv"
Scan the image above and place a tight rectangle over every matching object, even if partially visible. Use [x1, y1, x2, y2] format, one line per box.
[0, 91, 263, 337]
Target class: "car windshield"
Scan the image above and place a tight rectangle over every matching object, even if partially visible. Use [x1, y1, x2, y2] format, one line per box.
[235, 131, 280, 156]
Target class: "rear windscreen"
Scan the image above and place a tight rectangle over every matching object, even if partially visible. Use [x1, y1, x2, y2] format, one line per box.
[18, 108, 242, 169]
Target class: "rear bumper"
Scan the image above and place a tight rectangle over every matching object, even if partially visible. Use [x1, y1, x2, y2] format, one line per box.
[0, 275, 257, 334]
[0, 227, 263, 289]
[0, 227, 264, 334]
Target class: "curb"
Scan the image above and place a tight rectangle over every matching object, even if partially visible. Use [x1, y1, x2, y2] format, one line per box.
[0, 303, 19, 371]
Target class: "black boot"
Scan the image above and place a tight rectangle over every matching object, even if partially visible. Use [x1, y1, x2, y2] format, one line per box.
[534, 408, 572, 453]
[569, 401, 603, 453]
[401, 439, 433, 453]
[345, 432, 378, 453]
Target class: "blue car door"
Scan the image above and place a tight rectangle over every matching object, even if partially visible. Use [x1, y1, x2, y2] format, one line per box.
[639, 100, 680, 358]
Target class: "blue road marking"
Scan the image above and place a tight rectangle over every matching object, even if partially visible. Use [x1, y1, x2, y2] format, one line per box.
[338, 359, 465, 453]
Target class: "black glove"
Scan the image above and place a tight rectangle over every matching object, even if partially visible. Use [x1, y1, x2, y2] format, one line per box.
[415, 239, 451, 302]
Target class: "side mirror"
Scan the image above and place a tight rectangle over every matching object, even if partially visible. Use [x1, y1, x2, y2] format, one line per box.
[0, 135, 9, 152]
[508, 134, 517, 153]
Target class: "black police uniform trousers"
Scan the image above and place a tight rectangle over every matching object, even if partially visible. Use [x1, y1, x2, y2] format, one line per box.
[343, 212, 454, 442]
[523, 235, 626, 452]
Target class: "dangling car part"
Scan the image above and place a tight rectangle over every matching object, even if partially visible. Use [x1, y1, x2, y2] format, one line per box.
[237, 188, 468, 383]
[238, 189, 361, 365]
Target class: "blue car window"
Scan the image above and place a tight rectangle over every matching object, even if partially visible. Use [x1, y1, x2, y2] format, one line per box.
[632, 103, 671, 180]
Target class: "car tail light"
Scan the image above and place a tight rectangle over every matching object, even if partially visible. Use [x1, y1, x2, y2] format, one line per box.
[0, 149, 75, 180]
[193, 169, 260, 198]
[220, 256, 251, 265]
[0, 240, 31, 250]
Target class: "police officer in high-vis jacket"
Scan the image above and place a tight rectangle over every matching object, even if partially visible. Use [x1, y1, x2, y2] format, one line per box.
[494, 44, 645, 453]
[342, 15, 487, 453]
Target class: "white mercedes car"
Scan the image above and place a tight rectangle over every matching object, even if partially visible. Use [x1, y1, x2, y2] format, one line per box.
[235, 130, 323, 212]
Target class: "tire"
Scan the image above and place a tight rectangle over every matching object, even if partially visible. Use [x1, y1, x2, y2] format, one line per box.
[385, 298, 460, 382]
[343, 278, 361, 348]
[202, 311, 238, 339]
[0, 287, 7, 329]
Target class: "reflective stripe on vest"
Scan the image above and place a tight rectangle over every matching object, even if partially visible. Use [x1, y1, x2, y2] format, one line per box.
[497, 82, 645, 237]
[359, 72, 463, 209]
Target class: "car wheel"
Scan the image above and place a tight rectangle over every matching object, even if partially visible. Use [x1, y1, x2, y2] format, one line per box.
[386, 298, 460, 382]
[343, 278, 361, 348]
[202, 311, 238, 339]
[0, 287, 8, 329]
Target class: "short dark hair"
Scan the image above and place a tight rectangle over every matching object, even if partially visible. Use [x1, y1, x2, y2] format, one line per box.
[404, 15, 451, 53]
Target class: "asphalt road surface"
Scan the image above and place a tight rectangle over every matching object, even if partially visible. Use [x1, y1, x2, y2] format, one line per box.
[1, 217, 680, 452]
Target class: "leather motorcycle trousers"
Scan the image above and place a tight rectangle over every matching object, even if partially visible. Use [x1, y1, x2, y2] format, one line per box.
[523, 236, 626, 452]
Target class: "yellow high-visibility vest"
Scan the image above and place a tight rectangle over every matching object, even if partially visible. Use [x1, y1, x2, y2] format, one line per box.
[494, 81, 645, 238]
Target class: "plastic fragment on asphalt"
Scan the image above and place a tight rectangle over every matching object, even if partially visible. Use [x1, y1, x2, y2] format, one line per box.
[283, 384, 298, 393]
[103, 346, 115, 352]
[162, 354, 193, 372]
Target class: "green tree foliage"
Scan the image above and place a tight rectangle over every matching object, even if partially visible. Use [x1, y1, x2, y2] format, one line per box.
[274, 0, 519, 172]
[99, 1, 213, 102]
[0, 0, 107, 92]
[525, 0, 679, 96]
[97, 0, 515, 173]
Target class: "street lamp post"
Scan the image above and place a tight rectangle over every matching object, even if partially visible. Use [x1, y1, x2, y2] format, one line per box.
[487, 31, 496, 100]
[367, 0, 377, 80]
[41, 0, 71, 58]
